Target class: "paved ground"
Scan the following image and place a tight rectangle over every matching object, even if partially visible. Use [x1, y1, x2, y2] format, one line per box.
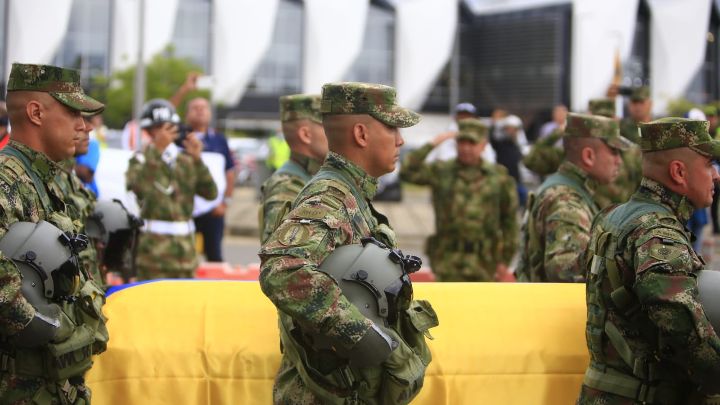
[221, 185, 720, 270]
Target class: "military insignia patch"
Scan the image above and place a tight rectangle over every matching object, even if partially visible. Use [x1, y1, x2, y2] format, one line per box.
[649, 243, 684, 262]
[294, 206, 326, 219]
[278, 224, 310, 246]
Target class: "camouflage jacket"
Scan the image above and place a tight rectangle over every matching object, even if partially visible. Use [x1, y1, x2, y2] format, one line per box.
[259, 152, 322, 244]
[580, 178, 720, 402]
[57, 159, 102, 282]
[517, 161, 598, 282]
[522, 129, 564, 177]
[619, 117, 641, 144]
[260, 152, 408, 401]
[127, 145, 217, 221]
[400, 143, 518, 266]
[0, 141, 76, 336]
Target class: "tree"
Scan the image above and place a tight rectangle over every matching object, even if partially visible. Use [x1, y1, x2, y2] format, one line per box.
[90, 47, 210, 129]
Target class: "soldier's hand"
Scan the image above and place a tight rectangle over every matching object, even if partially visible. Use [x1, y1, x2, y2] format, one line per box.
[12, 304, 61, 348]
[432, 131, 457, 147]
[183, 72, 201, 92]
[183, 132, 203, 161]
[495, 263, 516, 282]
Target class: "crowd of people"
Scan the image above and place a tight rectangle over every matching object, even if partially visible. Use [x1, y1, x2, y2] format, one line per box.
[1, 60, 720, 405]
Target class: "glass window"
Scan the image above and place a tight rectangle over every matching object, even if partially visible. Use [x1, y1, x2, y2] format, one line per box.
[685, 7, 719, 104]
[171, 0, 211, 72]
[624, 0, 650, 88]
[53, 0, 111, 89]
[345, 5, 394, 85]
[245, 0, 303, 96]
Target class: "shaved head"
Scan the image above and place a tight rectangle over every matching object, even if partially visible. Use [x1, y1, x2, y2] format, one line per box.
[281, 120, 308, 148]
[564, 137, 603, 164]
[642, 148, 697, 183]
[323, 114, 372, 152]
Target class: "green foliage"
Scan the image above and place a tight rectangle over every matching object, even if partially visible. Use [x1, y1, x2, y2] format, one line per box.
[90, 47, 210, 129]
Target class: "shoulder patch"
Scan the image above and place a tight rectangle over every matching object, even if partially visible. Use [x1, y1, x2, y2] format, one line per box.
[648, 243, 685, 262]
[294, 205, 327, 220]
[277, 223, 310, 246]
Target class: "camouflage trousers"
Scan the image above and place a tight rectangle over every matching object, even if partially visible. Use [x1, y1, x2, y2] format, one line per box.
[0, 374, 90, 405]
[135, 232, 198, 280]
[427, 236, 496, 282]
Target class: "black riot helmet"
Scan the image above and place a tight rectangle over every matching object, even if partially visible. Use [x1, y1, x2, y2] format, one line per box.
[139, 98, 181, 129]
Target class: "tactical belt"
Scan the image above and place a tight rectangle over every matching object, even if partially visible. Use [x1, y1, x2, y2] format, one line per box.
[444, 239, 483, 253]
[142, 219, 194, 235]
[583, 365, 685, 404]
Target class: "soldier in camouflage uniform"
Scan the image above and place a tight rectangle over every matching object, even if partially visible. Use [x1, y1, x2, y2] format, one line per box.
[516, 113, 630, 283]
[260, 82, 436, 404]
[0, 63, 107, 404]
[259, 94, 328, 244]
[579, 117, 720, 404]
[524, 99, 617, 178]
[57, 114, 103, 284]
[400, 119, 518, 282]
[126, 99, 217, 280]
[593, 97, 644, 208]
[619, 86, 652, 144]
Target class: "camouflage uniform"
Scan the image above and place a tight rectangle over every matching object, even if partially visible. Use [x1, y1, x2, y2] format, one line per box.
[57, 160, 102, 283]
[400, 119, 519, 281]
[260, 82, 434, 404]
[0, 64, 106, 404]
[517, 113, 629, 283]
[524, 98, 617, 178]
[126, 144, 217, 279]
[259, 94, 323, 244]
[579, 118, 720, 404]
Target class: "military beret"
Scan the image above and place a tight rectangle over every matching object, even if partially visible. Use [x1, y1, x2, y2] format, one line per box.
[630, 86, 650, 102]
[456, 118, 488, 143]
[320, 82, 420, 128]
[7, 63, 104, 114]
[588, 98, 616, 118]
[639, 117, 720, 158]
[279, 94, 322, 124]
[565, 112, 631, 151]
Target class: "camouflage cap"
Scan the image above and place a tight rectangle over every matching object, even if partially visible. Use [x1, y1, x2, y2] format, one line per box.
[7, 63, 104, 114]
[279, 94, 322, 124]
[630, 86, 650, 102]
[565, 112, 631, 150]
[639, 117, 720, 158]
[320, 82, 420, 128]
[456, 118, 488, 143]
[588, 98, 616, 118]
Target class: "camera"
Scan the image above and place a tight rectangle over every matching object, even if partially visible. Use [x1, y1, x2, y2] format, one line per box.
[174, 124, 192, 147]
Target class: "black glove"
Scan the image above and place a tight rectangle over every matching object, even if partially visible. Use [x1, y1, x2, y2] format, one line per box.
[347, 324, 395, 368]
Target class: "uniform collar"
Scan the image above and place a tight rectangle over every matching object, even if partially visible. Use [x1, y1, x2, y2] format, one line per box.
[324, 151, 377, 200]
[558, 161, 598, 196]
[9, 140, 61, 181]
[636, 177, 695, 224]
[290, 151, 322, 176]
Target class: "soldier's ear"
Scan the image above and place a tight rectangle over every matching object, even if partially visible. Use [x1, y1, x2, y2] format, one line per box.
[667, 159, 688, 188]
[26, 100, 43, 126]
[297, 125, 312, 145]
[580, 146, 595, 167]
[352, 122, 370, 148]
